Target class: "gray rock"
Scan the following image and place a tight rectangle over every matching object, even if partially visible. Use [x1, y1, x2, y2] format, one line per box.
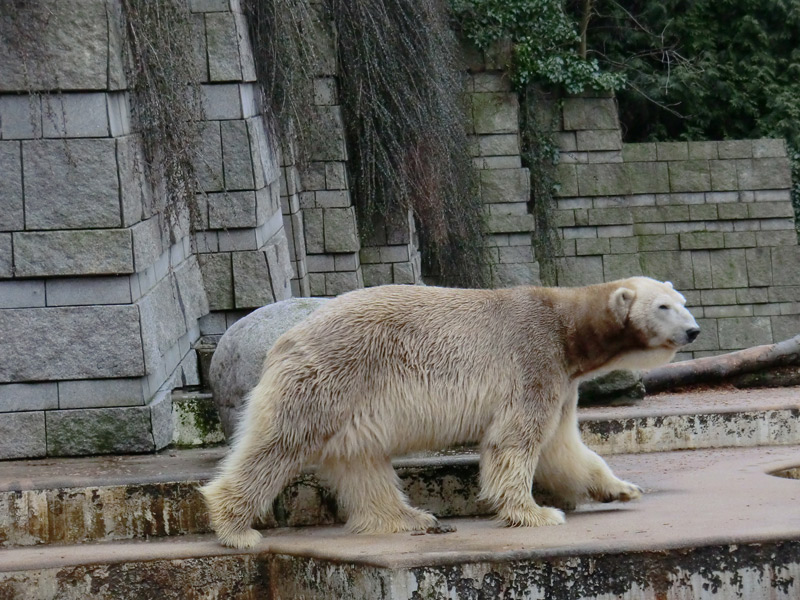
[209, 297, 329, 439]
[578, 370, 645, 406]
[0, 383, 58, 412]
[0, 141, 23, 230]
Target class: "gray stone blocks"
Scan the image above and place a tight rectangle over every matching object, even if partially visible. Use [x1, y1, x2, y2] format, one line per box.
[0, 382, 58, 412]
[23, 139, 121, 230]
[46, 406, 154, 457]
[14, 229, 135, 277]
[0, 305, 145, 382]
[0, 141, 23, 231]
[0, 280, 45, 308]
[0, 411, 46, 459]
[562, 97, 619, 131]
[58, 378, 146, 409]
[472, 92, 519, 134]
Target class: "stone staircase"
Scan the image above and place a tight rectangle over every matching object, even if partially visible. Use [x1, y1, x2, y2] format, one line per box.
[1, 387, 799, 598]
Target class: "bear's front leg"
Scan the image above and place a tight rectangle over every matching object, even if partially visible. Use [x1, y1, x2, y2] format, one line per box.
[536, 393, 643, 507]
[479, 405, 565, 528]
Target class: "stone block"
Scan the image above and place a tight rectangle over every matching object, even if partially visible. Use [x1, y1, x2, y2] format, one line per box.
[323, 208, 360, 253]
[313, 77, 337, 105]
[264, 231, 294, 301]
[334, 253, 358, 272]
[486, 213, 535, 234]
[116, 135, 148, 226]
[556, 132, 577, 152]
[23, 139, 121, 230]
[603, 254, 642, 280]
[0, 382, 58, 411]
[0, 305, 144, 382]
[717, 203, 749, 220]
[131, 217, 164, 271]
[752, 138, 786, 158]
[493, 262, 539, 287]
[201, 84, 243, 120]
[688, 204, 717, 220]
[232, 250, 274, 308]
[498, 246, 534, 263]
[199, 252, 234, 310]
[0, 233, 12, 277]
[736, 287, 769, 304]
[701, 289, 737, 305]
[745, 248, 773, 287]
[626, 162, 670, 194]
[556, 256, 604, 287]
[221, 120, 255, 190]
[769, 286, 800, 303]
[576, 163, 629, 196]
[45, 276, 132, 306]
[247, 116, 279, 187]
[208, 191, 257, 229]
[392, 262, 416, 284]
[14, 229, 134, 277]
[381, 245, 410, 263]
[137, 276, 187, 371]
[587, 207, 632, 226]
[46, 406, 154, 456]
[756, 230, 796, 246]
[709, 249, 748, 288]
[304, 209, 325, 254]
[575, 238, 610, 255]
[174, 256, 210, 327]
[195, 121, 224, 192]
[0, 411, 46, 459]
[58, 378, 146, 409]
[41, 92, 109, 137]
[326, 271, 360, 295]
[218, 228, 258, 251]
[576, 130, 622, 151]
[471, 92, 519, 134]
[723, 232, 757, 248]
[479, 134, 520, 156]
[638, 235, 679, 252]
[316, 191, 351, 208]
[718, 316, 772, 350]
[149, 389, 174, 451]
[687, 141, 718, 160]
[0, 141, 23, 231]
[562, 97, 618, 130]
[480, 168, 529, 204]
[640, 251, 694, 289]
[771, 247, 800, 286]
[688, 318, 719, 352]
[631, 205, 690, 223]
[0, 95, 42, 139]
[771, 315, 800, 342]
[206, 12, 242, 82]
[691, 251, 713, 289]
[362, 264, 392, 287]
[554, 163, 578, 196]
[736, 158, 792, 189]
[718, 140, 752, 159]
[656, 142, 689, 161]
[0, 0, 109, 92]
[587, 151, 622, 163]
[621, 143, 656, 162]
[668, 160, 710, 192]
[307, 106, 347, 161]
[679, 232, 725, 250]
[0, 280, 44, 308]
[748, 202, 794, 219]
[325, 162, 347, 189]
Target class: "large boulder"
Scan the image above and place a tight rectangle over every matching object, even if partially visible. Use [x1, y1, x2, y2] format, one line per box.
[209, 298, 329, 440]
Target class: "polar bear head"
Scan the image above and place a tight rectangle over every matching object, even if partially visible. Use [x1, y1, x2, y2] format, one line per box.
[607, 277, 700, 370]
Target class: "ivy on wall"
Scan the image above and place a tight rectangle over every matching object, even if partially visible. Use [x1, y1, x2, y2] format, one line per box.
[577, 0, 800, 232]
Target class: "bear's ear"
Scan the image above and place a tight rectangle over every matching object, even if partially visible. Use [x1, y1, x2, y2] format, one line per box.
[665, 281, 674, 289]
[609, 286, 635, 323]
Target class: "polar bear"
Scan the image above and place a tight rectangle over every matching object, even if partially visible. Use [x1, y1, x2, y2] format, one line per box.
[202, 277, 699, 548]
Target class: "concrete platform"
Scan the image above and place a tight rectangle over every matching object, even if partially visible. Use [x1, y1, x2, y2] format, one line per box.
[2, 387, 799, 547]
[1, 445, 799, 598]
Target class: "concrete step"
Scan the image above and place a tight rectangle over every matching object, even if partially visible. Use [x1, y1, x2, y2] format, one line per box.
[2, 446, 799, 599]
[2, 387, 799, 547]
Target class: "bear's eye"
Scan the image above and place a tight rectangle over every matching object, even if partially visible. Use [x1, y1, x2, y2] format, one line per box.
[659, 304, 670, 310]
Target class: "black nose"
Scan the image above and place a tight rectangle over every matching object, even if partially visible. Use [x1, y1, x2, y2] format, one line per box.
[686, 328, 700, 343]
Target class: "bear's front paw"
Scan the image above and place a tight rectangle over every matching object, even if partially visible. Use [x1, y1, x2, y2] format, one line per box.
[500, 505, 565, 528]
[591, 479, 643, 503]
[218, 527, 262, 549]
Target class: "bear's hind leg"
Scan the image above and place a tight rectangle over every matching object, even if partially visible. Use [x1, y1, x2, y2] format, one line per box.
[319, 454, 439, 534]
[536, 394, 642, 506]
[479, 406, 565, 528]
[201, 431, 307, 549]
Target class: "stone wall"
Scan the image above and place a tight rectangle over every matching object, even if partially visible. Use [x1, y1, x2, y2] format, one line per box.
[0, 0, 293, 459]
[552, 95, 799, 359]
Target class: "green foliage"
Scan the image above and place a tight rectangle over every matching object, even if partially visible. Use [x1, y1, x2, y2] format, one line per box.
[582, 0, 800, 229]
[452, 0, 624, 93]
[332, 0, 487, 287]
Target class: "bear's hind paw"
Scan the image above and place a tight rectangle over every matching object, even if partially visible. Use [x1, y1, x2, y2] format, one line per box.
[591, 480, 643, 503]
[499, 505, 565, 528]
[218, 527, 262, 549]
